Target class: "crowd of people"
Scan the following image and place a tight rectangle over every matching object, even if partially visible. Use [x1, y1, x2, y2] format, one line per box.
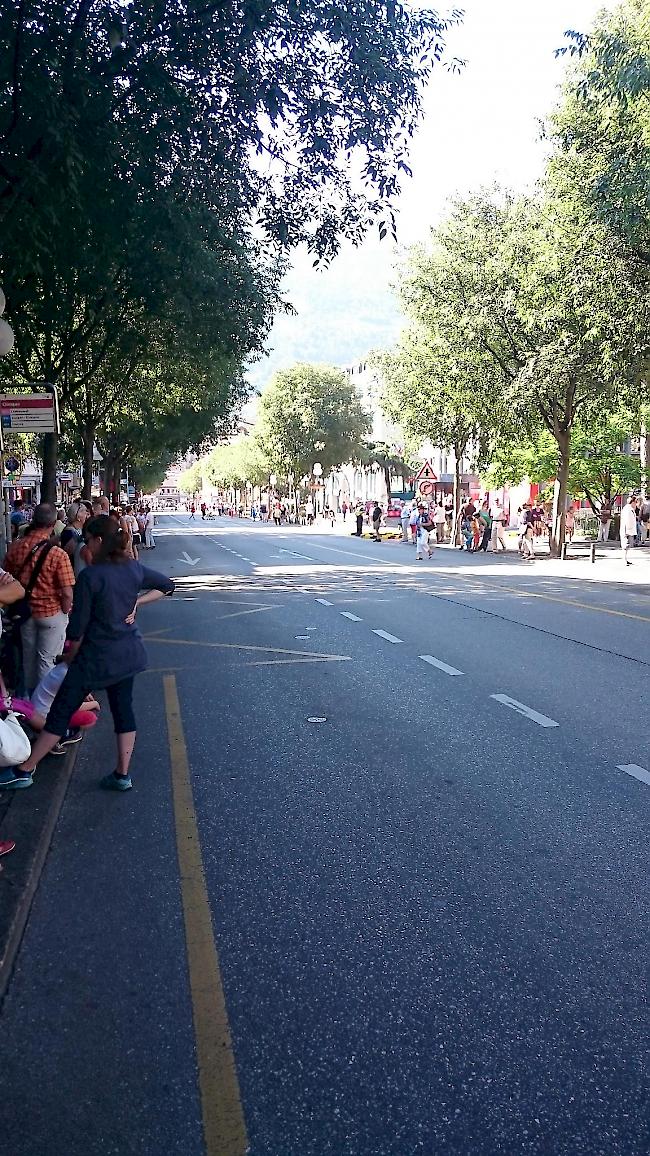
[0, 498, 174, 869]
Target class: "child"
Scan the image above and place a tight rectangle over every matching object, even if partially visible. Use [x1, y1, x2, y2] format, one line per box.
[471, 515, 482, 551]
[11, 656, 99, 738]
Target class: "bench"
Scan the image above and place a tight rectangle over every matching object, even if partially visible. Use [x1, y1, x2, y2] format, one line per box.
[561, 540, 597, 563]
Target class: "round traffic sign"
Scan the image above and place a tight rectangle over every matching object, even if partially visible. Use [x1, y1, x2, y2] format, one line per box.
[419, 480, 434, 496]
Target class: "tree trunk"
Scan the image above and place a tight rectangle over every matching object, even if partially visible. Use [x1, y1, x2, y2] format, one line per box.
[383, 465, 391, 503]
[114, 456, 123, 502]
[640, 419, 649, 501]
[41, 433, 58, 504]
[452, 450, 462, 546]
[82, 426, 94, 499]
[550, 429, 571, 558]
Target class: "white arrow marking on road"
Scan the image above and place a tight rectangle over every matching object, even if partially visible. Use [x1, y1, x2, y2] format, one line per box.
[419, 655, 464, 676]
[491, 694, 559, 728]
[179, 551, 201, 566]
[617, 764, 650, 788]
[280, 549, 313, 560]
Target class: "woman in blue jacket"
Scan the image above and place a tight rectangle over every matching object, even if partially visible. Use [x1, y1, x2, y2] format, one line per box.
[0, 515, 174, 791]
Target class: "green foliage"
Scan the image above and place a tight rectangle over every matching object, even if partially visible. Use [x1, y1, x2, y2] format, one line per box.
[257, 363, 371, 481]
[553, 2, 650, 262]
[485, 412, 641, 508]
[179, 437, 270, 494]
[0, 0, 462, 262]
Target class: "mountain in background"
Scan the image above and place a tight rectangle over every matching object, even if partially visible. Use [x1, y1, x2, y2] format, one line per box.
[246, 238, 404, 396]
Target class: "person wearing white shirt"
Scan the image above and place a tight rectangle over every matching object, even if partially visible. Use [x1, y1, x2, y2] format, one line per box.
[490, 502, 507, 552]
[144, 507, 156, 550]
[620, 496, 639, 566]
[433, 503, 446, 543]
[400, 503, 411, 543]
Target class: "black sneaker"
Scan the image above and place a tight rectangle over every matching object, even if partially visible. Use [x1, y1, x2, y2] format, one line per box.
[50, 728, 83, 755]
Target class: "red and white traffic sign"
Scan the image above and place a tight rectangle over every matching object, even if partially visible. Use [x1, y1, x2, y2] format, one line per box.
[414, 460, 438, 483]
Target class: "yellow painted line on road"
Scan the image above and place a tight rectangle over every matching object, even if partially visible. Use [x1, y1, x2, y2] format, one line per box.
[429, 574, 650, 625]
[246, 656, 351, 666]
[146, 636, 349, 659]
[163, 675, 248, 1156]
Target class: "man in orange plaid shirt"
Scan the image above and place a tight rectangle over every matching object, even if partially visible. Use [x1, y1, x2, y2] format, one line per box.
[4, 503, 74, 692]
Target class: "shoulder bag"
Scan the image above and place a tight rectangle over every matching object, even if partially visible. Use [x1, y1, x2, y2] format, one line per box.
[6, 540, 56, 632]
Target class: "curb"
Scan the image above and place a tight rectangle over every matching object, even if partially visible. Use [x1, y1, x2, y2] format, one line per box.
[0, 746, 78, 1004]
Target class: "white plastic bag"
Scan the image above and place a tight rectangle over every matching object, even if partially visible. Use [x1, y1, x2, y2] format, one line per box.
[0, 711, 31, 767]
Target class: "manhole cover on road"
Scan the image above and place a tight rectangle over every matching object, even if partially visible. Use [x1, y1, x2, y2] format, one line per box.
[307, 716, 328, 724]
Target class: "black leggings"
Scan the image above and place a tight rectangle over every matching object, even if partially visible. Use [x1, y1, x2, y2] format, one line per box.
[46, 663, 136, 737]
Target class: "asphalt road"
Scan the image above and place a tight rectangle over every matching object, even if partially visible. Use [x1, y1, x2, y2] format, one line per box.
[2, 515, 649, 1156]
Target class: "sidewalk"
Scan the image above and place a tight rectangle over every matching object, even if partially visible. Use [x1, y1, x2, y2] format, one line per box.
[0, 747, 78, 1000]
[422, 539, 650, 589]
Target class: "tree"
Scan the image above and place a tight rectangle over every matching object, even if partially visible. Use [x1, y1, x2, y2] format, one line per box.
[0, 0, 463, 261]
[485, 412, 642, 513]
[0, 190, 276, 497]
[257, 364, 371, 485]
[397, 190, 646, 555]
[359, 442, 414, 502]
[376, 224, 513, 539]
[554, 2, 650, 262]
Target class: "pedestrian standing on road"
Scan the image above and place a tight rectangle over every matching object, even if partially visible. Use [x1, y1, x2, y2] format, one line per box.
[478, 503, 492, 552]
[490, 502, 507, 552]
[517, 505, 535, 561]
[189, 504, 196, 521]
[10, 500, 28, 540]
[355, 503, 364, 537]
[3, 503, 75, 694]
[0, 515, 175, 792]
[372, 502, 383, 541]
[597, 503, 612, 542]
[415, 505, 433, 559]
[200, 502, 207, 520]
[59, 502, 89, 563]
[400, 503, 411, 542]
[124, 506, 141, 561]
[433, 502, 446, 543]
[408, 503, 418, 543]
[639, 498, 650, 543]
[620, 495, 639, 566]
[144, 507, 156, 550]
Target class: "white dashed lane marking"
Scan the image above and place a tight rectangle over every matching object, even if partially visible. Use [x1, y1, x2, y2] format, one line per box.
[315, 598, 333, 606]
[617, 764, 650, 788]
[491, 694, 559, 728]
[340, 612, 363, 622]
[419, 655, 464, 676]
[372, 630, 404, 644]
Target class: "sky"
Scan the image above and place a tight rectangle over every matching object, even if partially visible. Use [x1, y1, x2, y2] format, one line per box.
[246, 0, 615, 397]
